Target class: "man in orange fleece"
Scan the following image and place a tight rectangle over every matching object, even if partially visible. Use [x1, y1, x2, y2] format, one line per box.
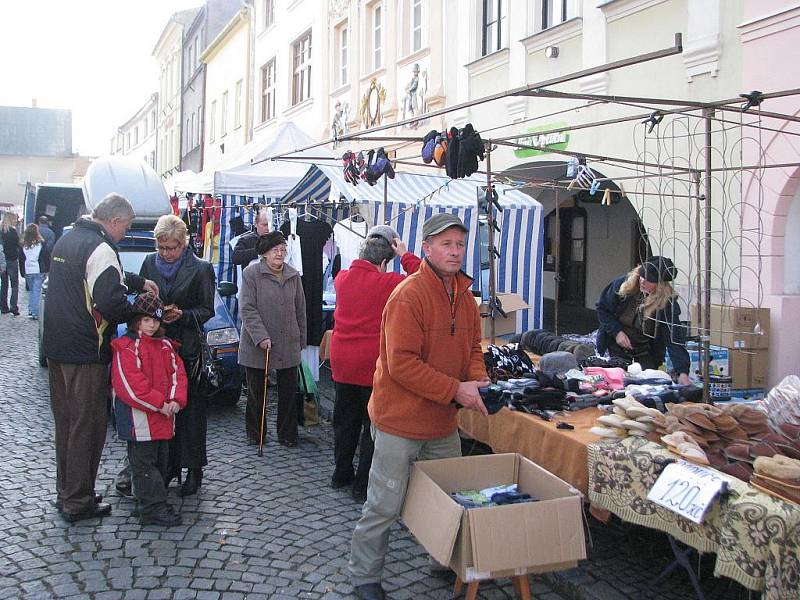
[348, 213, 490, 600]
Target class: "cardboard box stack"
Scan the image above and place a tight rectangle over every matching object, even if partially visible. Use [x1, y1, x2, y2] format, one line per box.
[691, 304, 769, 391]
[401, 453, 586, 583]
[474, 293, 528, 338]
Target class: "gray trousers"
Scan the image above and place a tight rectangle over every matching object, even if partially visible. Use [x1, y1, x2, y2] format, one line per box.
[348, 427, 461, 586]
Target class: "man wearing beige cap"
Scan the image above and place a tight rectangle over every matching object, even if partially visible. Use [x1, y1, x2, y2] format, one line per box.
[348, 213, 490, 600]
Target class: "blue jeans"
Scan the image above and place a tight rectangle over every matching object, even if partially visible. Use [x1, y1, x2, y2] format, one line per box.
[26, 273, 44, 317]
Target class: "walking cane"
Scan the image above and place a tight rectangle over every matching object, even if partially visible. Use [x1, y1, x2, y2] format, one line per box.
[257, 347, 270, 457]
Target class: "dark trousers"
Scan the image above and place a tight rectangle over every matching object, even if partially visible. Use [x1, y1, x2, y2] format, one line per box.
[332, 382, 374, 492]
[1, 260, 19, 312]
[128, 440, 169, 518]
[48, 360, 108, 514]
[169, 357, 208, 471]
[245, 366, 299, 444]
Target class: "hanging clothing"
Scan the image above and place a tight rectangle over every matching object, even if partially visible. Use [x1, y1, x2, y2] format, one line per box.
[283, 208, 304, 275]
[281, 217, 333, 346]
[333, 218, 369, 270]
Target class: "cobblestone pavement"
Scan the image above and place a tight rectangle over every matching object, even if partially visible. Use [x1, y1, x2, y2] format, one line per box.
[0, 302, 569, 600]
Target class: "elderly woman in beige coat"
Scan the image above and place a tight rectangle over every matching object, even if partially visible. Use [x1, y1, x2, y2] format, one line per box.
[239, 231, 307, 447]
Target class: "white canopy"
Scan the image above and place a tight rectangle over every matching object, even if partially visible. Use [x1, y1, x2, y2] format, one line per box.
[171, 121, 336, 197]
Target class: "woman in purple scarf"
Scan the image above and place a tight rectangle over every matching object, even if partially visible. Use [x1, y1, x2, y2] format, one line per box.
[139, 215, 216, 496]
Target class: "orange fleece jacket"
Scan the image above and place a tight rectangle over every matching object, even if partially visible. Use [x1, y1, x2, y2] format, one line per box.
[368, 259, 488, 440]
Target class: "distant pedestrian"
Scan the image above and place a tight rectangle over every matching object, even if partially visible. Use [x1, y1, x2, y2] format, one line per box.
[231, 207, 270, 269]
[37, 216, 56, 252]
[43, 193, 158, 523]
[18, 223, 50, 319]
[1, 211, 20, 316]
[329, 226, 420, 502]
[111, 292, 187, 527]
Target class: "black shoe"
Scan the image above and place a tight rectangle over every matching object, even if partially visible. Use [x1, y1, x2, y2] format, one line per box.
[351, 485, 367, 503]
[178, 468, 202, 496]
[10, 308, 19, 316]
[54, 493, 103, 511]
[59, 502, 112, 523]
[278, 438, 297, 448]
[354, 583, 386, 600]
[0, 309, 9, 314]
[141, 506, 182, 527]
[115, 481, 133, 497]
[164, 469, 182, 489]
[330, 474, 354, 489]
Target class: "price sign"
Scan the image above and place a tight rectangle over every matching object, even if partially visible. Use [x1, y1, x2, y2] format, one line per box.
[647, 460, 729, 524]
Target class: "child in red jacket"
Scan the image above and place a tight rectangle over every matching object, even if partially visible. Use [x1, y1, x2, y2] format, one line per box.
[111, 292, 188, 526]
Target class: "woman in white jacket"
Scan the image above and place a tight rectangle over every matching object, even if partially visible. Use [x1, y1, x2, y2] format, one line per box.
[19, 224, 50, 319]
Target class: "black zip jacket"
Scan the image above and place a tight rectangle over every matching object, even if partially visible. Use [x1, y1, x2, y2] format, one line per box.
[231, 230, 260, 268]
[42, 219, 145, 364]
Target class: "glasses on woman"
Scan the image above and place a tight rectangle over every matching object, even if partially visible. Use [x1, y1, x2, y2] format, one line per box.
[158, 243, 181, 253]
[269, 245, 288, 255]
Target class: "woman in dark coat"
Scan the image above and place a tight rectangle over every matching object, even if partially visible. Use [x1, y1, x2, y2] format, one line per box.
[140, 215, 215, 496]
[239, 231, 306, 447]
[595, 255, 691, 384]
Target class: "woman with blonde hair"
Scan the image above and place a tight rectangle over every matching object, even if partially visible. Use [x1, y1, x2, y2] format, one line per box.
[139, 214, 215, 495]
[595, 256, 691, 384]
[1, 211, 20, 315]
[19, 223, 50, 319]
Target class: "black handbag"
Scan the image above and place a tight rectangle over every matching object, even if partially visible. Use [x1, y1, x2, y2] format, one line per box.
[191, 313, 222, 397]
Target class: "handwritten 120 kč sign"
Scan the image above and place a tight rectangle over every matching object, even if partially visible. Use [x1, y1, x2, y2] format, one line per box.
[647, 460, 730, 524]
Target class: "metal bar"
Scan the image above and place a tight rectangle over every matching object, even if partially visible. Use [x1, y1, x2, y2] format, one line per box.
[554, 187, 560, 337]
[256, 34, 684, 165]
[383, 175, 388, 224]
[486, 143, 497, 344]
[702, 109, 713, 404]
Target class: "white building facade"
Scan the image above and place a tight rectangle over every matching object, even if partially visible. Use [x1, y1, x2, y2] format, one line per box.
[109, 93, 158, 170]
[202, 7, 253, 171]
[153, 8, 199, 178]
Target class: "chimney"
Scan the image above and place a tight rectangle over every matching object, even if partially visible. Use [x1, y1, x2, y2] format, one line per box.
[31, 98, 37, 108]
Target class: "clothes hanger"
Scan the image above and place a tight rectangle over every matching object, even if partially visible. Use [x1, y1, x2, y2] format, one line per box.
[350, 204, 364, 223]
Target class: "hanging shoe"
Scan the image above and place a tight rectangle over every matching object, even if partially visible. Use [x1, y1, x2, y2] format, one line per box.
[165, 468, 182, 489]
[178, 468, 202, 496]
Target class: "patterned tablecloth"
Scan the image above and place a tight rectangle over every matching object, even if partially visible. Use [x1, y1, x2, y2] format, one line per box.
[587, 437, 800, 599]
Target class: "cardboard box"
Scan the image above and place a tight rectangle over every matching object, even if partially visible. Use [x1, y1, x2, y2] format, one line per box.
[475, 293, 529, 337]
[401, 453, 586, 582]
[691, 304, 770, 349]
[665, 342, 728, 376]
[728, 348, 769, 389]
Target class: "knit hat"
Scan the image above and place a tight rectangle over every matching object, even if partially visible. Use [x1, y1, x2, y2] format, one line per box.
[256, 231, 287, 255]
[131, 292, 164, 321]
[640, 256, 677, 283]
[422, 213, 467, 239]
[539, 351, 578, 380]
[367, 225, 399, 243]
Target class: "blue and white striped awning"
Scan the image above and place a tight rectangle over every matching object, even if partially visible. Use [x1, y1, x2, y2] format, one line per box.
[279, 164, 544, 332]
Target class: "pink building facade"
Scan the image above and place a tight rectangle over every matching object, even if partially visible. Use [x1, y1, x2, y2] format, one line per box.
[739, 2, 800, 385]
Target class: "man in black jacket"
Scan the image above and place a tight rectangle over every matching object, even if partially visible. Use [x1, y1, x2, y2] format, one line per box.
[43, 193, 158, 522]
[231, 207, 270, 268]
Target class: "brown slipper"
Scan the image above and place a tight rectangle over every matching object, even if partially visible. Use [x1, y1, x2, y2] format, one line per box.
[723, 443, 754, 464]
[719, 461, 753, 482]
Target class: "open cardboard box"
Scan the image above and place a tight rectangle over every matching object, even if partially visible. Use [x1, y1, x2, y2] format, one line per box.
[475, 293, 529, 337]
[401, 453, 586, 582]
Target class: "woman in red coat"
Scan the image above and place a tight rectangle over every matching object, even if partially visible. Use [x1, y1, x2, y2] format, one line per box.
[330, 226, 420, 502]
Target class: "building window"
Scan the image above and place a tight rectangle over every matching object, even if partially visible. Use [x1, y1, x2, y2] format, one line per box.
[336, 24, 348, 87]
[411, 0, 423, 52]
[126, 132, 131, 151]
[151, 111, 156, 131]
[292, 31, 312, 105]
[261, 59, 276, 121]
[542, 0, 576, 30]
[263, 0, 275, 30]
[372, 4, 382, 70]
[134, 127, 139, 146]
[234, 79, 243, 128]
[143, 117, 148, 138]
[210, 99, 216, 142]
[482, 0, 506, 56]
[221, 90, 229, 136]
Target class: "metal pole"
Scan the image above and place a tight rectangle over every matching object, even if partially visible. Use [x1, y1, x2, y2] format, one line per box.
[383, 175, 389, 224]
[702, 110, 714, 404]
[486, 142, 497, 344]
[554, 189, 560, 336]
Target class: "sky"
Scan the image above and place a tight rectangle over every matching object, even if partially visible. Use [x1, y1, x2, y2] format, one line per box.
[0, 0, 204, 157]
